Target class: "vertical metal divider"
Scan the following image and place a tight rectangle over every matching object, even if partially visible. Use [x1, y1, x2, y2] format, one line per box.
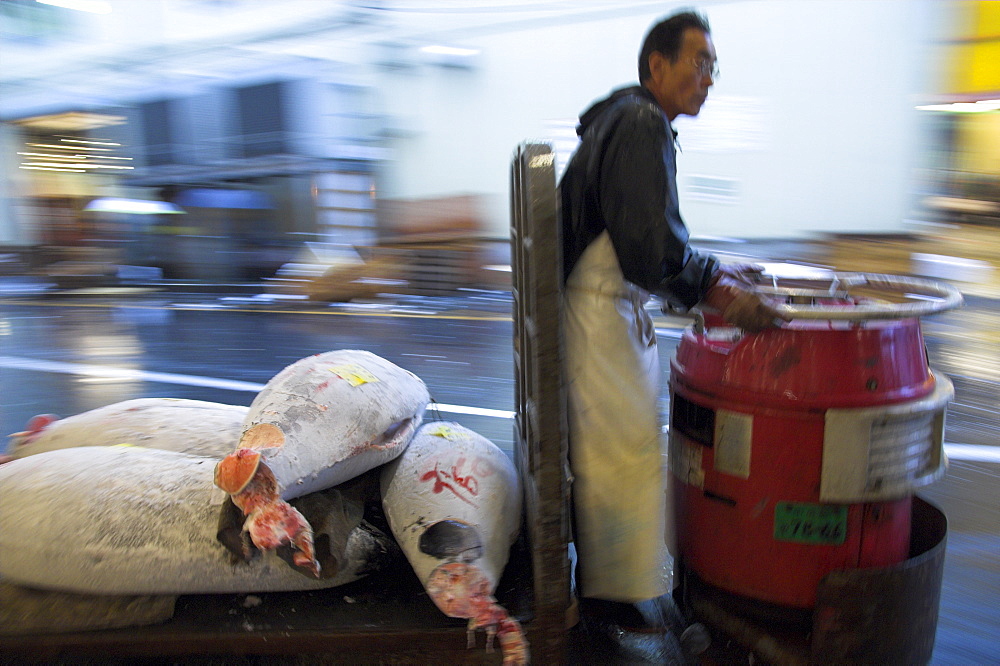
[510, 142, 573, 663]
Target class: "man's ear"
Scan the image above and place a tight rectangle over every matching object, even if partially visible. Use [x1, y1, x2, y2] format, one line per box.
[647, 51, 669, 83]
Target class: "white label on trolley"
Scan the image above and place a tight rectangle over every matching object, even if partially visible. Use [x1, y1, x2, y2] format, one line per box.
[714, 409, 753, 478]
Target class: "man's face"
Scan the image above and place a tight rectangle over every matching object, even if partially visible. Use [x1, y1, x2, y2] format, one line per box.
[647, 28, 717, 121]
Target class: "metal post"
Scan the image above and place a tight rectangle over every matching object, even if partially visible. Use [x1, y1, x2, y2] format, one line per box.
[510, 142, 573, 663]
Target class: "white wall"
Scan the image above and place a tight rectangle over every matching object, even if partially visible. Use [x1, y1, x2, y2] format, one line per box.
[373, 0, 941, 240]
[677, 0, 938, 238]
[0, 0, 944, 244]
[372, 6, 661, 230]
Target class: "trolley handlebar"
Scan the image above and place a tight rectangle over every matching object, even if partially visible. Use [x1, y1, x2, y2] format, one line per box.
[755, 272, 964, 321]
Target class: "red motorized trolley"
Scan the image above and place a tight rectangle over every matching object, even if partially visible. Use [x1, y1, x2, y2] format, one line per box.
[670, 269, 962, 663]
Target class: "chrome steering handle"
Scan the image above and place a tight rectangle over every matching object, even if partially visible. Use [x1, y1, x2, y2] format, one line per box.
[755, 272, 964, 321]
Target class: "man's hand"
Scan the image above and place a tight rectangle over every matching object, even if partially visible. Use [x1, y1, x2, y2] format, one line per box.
[715, 262, 765, 286]
[702, 266, 790, 333]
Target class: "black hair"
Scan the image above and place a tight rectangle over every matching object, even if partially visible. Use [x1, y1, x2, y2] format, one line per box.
[638, 10, 711, 82]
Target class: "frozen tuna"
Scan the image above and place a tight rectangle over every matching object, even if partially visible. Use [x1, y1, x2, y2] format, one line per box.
[6, 398, 248, 461]
[214, 349, 429, 577]
[0, 446, 394, 595]
[381, 422, 527, 665]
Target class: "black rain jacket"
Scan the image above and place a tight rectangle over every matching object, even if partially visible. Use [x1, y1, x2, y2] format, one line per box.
[559, 85, 718, 310]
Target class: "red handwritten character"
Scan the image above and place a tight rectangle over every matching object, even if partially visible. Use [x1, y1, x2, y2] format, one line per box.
[420, 459, 478, 507]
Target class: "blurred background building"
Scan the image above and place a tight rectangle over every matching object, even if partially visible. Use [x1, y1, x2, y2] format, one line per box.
[0, 0, 997, 293]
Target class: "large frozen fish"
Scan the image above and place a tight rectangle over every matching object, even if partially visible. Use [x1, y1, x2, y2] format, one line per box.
[6, 398, 248, 461]
[0, 446, 394, 595]
[381, 421, 527, 665]
[214, 349, 429, 577]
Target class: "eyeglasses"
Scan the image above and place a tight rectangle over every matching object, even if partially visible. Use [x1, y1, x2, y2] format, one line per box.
[690, 58, 719, 79]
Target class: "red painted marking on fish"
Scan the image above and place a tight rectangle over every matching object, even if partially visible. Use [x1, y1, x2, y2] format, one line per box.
[420, 457, 480, 506]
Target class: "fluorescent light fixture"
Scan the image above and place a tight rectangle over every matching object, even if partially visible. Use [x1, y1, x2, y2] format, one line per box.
[84, 198, 185, 215]
[22, 162, 94, 168]
[36, 0, 112, 14]
[420, 45, 480, 57]
[916, 99, 1000, 113]
[18, 166, 87, 173]
[19, 152, 80, 160]
[60, 139, 121, 146]
[23, 163, 134, 170]
[27, 143, 113, 151]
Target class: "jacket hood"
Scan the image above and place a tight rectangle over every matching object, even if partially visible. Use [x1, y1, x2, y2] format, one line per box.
[576, 85, 657, 136]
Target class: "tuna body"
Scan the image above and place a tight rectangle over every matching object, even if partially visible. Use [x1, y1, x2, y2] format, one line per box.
[380, 421, 521, 593]
[9, 398, 247, 460]
[0, 446, 387, 595]
[241, 349, 430, 499]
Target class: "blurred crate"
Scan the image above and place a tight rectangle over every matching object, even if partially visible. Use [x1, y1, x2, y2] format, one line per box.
[270, 194, 493, 301]
[377, 194, 486, 296]
[268, 241, 482, 301]
[379, 240, 481, 296]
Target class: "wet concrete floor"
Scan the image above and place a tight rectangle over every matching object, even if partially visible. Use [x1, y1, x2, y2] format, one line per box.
[0, 223, 997, 664]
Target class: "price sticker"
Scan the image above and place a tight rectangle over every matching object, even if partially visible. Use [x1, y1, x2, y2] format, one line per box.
[428, 424, 459, 440]
[773, 502, 848, 545]
[330, 364, 379, 387]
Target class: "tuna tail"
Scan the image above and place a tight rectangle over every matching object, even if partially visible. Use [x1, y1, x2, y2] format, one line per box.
[216, 451, 321, 578]
[214, 448, 262, 494]
[244, 500, 320, 577]
[214, 421, 285, 493]
[426, 562, 529, 665]
[9, 414, 59, 446]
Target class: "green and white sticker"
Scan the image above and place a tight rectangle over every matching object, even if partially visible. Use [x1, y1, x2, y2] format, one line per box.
[773, 502, 848, 545]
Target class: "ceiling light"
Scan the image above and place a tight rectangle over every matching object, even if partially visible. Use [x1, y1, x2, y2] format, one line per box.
[84, 199, 185, 215]
[60, 139, 121, 146]
[18, 152, 80, 160]
[35, 0, 112, 14]
[916, 99, 1000, 113]
[420, 45, 480, 57]
[26, 143, 113, 152]
[20, 166, 86, 173]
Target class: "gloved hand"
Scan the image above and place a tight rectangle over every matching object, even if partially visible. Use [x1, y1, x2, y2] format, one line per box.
[716, 262, 766, 286]
[702, 266, 790, 333]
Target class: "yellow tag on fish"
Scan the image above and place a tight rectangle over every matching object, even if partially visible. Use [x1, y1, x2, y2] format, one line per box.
[111, 443, 149, 451]
[428, 424, 458, 440]
[330, 364, 378, 387]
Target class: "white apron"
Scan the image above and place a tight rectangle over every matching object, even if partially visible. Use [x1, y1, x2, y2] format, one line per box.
[564, 231, 672, 602]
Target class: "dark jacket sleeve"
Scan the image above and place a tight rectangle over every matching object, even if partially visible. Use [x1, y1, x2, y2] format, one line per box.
[598, 103, 717, 309]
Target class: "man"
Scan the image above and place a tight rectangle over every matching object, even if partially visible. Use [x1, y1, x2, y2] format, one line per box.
[559, 11, 786, 631]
